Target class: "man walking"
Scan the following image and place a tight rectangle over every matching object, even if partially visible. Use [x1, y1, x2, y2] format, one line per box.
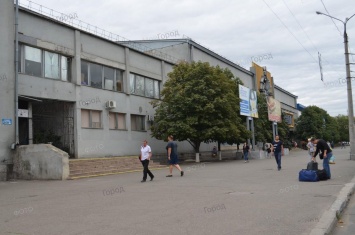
[166, 135, 184, 177]
[271, 135, 284, 171]
[311, 138, 332, 179]
[140, 140, 154, 182]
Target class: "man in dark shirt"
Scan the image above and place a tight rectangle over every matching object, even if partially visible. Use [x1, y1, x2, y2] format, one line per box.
[311, 138, 332, 179]
[271, 135, 284, 171]
[166, 135, 184, 177]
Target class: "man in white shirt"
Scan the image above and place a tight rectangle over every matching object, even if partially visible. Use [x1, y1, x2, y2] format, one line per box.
[140, 140, 154, 182]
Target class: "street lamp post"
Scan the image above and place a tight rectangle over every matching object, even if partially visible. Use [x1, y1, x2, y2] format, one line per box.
[316, 11, 355, 160]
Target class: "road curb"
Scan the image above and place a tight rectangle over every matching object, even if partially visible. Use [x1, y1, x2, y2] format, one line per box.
[309, 175, 355, 235]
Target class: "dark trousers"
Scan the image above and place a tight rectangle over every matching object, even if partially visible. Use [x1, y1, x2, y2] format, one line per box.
[141, 159, 154, 180]
[274, 152, 282, 169]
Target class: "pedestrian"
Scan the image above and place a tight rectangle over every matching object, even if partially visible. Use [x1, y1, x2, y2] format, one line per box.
[271, 135, 284, 171]
[212, 146, 218, 157]
[311, 138, 332, 179]
[306, 138, 315, 162]
[139, 140, 154, 182]
[166, 135, 184, 177]
[242, 142, 250, 163]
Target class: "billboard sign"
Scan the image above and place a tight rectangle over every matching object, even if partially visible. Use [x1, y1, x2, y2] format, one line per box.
[239, 85, 258, 118]
[267, 97, 281, 122]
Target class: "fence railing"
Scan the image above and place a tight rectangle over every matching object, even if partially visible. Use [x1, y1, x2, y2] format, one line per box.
[15, 0, 179, 64]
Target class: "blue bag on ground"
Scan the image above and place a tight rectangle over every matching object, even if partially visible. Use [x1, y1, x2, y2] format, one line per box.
[299, 169, 319, 182]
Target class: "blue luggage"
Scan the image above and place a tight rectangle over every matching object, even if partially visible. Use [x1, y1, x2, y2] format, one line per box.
[299, 169, 319, 182]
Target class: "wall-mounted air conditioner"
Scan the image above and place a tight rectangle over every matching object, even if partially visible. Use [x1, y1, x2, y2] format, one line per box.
[105, 100, 116, 109]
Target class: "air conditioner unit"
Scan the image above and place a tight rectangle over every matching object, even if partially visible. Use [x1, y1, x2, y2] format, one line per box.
[147, 115, 154, 122]
[105, 100, 116, 109]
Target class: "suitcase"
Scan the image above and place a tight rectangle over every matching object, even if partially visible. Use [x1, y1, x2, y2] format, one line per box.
[307, 161, 318, 171]
[317, 169, 328, 181]
[299, 169, 319, 182]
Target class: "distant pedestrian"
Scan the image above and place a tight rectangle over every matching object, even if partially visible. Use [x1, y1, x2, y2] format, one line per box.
[307, 138, 315, 162]
[212, 146, 218, 157]
[271, 135, 284, 171]
[166, 135, 184, 177]
[341, 142, 345, 149]
[139, 140, 154, 182]
[311, 138, 332, 179]
[242, 142, 250, 163]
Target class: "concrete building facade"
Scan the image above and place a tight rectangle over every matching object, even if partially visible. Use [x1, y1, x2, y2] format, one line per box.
[0, 0, 299, 179]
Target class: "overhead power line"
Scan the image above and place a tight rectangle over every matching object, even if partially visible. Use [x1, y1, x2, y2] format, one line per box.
[282, 0, 344, 79]
[262, 0, 318, 63]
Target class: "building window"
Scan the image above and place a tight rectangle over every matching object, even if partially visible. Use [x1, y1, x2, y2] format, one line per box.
[44, 51, 59, 79]
[104, 67, 114, 90]
[61, 56, 69, 81]
[23, 45, 70, 81]
[145, 78, 154, 98]
[130, 73, 160, 98]
[131, 115, 145, 131]
[154, 80, 160, 99]
[90, 63, 103, 89]
[81, 60, 124, 91]
[25, 46, 42, 77]
[109, 112, 126, 130]
[81, 109, 102, 128]
[116, 70, 123, 92]
[81, 61, 89, 85]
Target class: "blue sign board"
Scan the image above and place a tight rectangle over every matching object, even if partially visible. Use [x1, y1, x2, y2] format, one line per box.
[2, 119, 12, 125]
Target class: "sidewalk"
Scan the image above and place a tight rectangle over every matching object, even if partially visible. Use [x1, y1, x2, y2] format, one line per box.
[0, 147, 354, 235]
[332, 189, 355, 234]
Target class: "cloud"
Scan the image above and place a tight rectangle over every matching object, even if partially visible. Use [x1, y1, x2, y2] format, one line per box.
[28, 0, 355, 116]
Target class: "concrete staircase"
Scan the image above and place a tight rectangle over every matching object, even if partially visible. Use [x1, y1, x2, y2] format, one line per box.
[69, 156, 167, 179]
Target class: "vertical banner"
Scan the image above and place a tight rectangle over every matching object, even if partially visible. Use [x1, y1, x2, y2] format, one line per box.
[239, 85, 258, 118]
[267, 97, 281, 122]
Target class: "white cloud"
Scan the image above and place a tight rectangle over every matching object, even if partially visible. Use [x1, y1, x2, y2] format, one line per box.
[27, 0, 355, 116]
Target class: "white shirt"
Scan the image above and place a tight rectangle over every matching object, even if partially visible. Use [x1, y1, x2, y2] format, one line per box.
[307, 142, 314, 152]
[141, 145, 151, 161]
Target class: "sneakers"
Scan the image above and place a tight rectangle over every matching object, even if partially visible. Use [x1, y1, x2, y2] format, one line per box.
[181, 171, 184, 177]
[150, 176, 154, 181]
[166, 175, 173, 177]
[141, 180, 146, 183]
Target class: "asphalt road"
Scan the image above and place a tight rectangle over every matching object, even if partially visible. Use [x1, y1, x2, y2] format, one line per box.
[1, 147, 355, 235]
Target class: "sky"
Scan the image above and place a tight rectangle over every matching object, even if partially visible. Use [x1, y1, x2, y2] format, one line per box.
[20, 0, 355, 116]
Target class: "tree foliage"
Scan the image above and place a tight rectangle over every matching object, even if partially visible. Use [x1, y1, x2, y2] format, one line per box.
[150, 61, 250, 152]
[334, 115, 349, 142]
[254, 93, 273, 143]
[295, 106, 339, 142]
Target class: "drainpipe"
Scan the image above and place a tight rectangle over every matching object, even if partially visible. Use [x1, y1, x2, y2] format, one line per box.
[14, 0, 19, 147]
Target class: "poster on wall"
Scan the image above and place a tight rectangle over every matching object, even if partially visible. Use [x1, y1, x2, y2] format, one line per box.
[267, 97, 282, 122]
[239, 85, 258, 118]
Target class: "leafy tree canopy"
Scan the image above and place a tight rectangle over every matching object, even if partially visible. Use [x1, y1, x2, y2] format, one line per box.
[150, 61, 250, 152]
[295, 105, 339, 142]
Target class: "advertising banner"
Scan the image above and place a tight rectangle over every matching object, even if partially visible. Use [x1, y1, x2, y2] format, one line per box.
[239, 85, 258, 118]
[267, 97, 281, 122]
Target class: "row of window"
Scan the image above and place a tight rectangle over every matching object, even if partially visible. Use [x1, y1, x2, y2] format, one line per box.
[21, 45, 69, 81]
[81, 110, 146, 131]
[81, 61, 124, 92]
[130, 74, 160, 99]
[21, 45, 161, 99]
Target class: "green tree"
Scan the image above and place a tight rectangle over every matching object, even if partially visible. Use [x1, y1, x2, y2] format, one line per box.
[254, 93, 273, 143]
[295, 105, 339, 142]
[150, 61, 250, 156]
[335, 115, 349, 142]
